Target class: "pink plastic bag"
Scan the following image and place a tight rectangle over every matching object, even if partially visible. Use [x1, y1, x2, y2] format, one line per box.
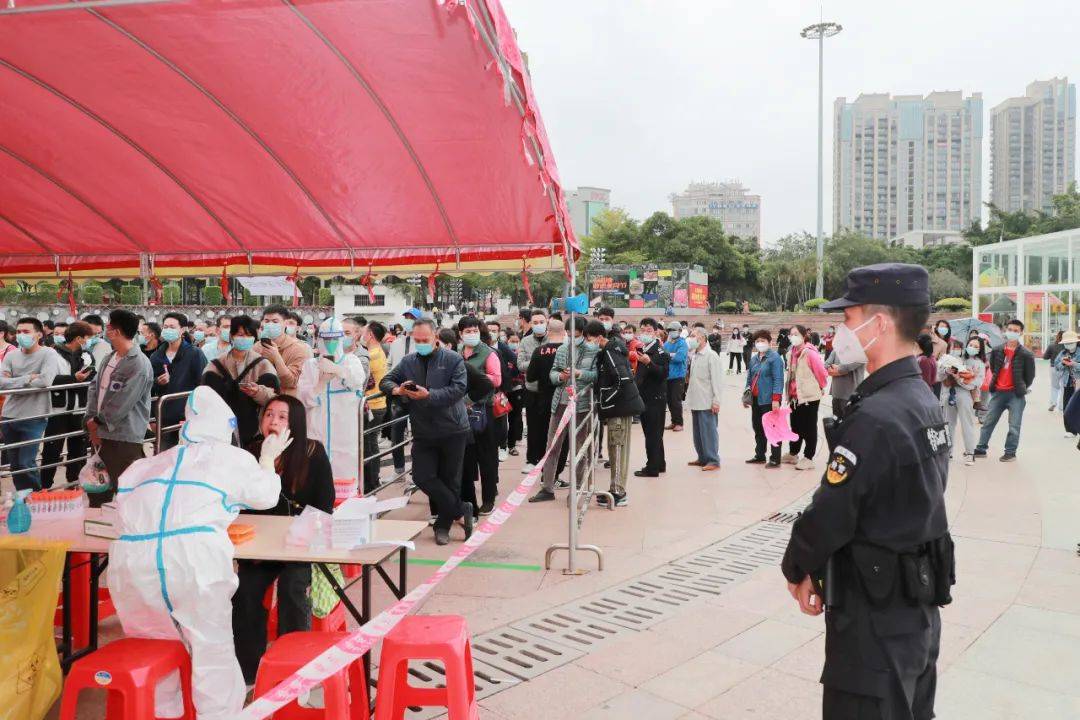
[762, 407, 800, 447]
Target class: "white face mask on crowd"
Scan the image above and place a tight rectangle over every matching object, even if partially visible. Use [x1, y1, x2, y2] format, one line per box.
[754, 340, 769, 354]
[789, 333, 804, 348]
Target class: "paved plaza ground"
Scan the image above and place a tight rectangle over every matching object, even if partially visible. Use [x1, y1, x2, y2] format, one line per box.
[51, 361, 1080, 719]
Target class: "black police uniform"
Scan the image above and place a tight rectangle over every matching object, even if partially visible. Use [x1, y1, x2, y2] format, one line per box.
[780, 264, 955, 720]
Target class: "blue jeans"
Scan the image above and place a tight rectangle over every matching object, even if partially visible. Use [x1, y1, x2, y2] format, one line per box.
[691, 410, 720, 465]
[976, 392, 1026, 456]
[2, 417, 49, 491]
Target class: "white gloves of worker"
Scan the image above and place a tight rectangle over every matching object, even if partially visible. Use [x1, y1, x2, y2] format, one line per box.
[259, 428, 293, 470]
[318, 357, 343, 377]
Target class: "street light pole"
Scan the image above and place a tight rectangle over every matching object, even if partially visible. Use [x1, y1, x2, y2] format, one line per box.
[801, 21, 842, 300]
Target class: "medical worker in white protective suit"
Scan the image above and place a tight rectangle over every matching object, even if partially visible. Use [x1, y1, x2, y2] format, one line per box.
[298, 316, 367, 482]
[110, 386, 291, 719]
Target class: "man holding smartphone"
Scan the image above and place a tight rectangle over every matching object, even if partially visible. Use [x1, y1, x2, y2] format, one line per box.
[380, 319, 473, 545]
[253, 305, 312, 397]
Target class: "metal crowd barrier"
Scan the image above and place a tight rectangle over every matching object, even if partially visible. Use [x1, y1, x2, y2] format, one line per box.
[356, 391, 414, 499]
[544, 387, 605, 572]
[0, 381, 92, 484]
[153, 390, 193, 453]
[1, 380, 422, 498]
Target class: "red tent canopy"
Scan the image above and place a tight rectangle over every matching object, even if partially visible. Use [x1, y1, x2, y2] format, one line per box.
[0, 0, 576, 280]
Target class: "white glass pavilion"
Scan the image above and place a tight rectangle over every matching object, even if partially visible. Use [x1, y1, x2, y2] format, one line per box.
[972, 227, 1080, 355]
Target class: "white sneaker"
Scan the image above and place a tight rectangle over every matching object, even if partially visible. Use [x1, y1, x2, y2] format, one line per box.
[781, 453, 799, 465]
[795, 457, 814, 471]
[1067, 433, 1077, 439]
[498, 448, 509, 462]
[521, 463, 535, 474]
[964, 455, 975, 466]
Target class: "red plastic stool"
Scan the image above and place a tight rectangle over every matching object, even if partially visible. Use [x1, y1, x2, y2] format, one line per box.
[374, 616, 478, 720]
[59, 638, 194, 720]
[266, 585, 347, 641]
[312, 602, 347, 633]
[253, 631, 368, 719]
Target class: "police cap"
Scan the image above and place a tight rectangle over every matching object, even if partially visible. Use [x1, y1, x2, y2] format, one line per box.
[820, 263, 931, 312]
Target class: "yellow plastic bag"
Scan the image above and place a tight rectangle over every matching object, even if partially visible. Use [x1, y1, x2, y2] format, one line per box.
[0, 537, 68, 720]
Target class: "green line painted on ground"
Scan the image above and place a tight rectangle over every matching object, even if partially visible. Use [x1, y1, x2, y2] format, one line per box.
[398, 557, 543, 572]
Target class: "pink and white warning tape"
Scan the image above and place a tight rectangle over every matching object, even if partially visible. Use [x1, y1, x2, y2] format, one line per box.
[238, 398, 578, 719]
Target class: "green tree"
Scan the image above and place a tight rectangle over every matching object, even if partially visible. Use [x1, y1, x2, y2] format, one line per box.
[823, 230, 916, 298]
[963, 183, 1080, 246]
[760, 233, 817, 310]
[927, 268, 969, 302]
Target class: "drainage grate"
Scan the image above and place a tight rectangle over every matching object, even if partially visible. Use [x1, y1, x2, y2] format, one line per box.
[562, 590, 677, 630]
[640, 564, 734, 595]
[373, 658, 519, 720]
[510, 609, 634, 650]
[611, 576, 715, 608]
[470, 627, 583, 680]
[763, 511, 801, 524]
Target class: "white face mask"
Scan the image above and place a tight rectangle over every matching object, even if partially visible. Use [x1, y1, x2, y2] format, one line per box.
[832, 314, 881, 365]
[789, 334, 803, 348]
[686, 338, 699, 351]
[754, 341, 769, 354]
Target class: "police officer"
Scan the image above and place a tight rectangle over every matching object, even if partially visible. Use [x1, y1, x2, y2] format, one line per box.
[780, 263, 955, 719]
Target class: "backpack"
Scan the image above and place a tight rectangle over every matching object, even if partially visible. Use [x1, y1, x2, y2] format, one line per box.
[209, 357, 267, 407]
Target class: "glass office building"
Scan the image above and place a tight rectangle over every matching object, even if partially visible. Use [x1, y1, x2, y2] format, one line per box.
[972, 227, 1080, 354]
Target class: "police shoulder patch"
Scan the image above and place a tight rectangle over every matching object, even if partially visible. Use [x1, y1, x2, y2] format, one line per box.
[923, 423, 951, 455]
[824, 445, 857, 486]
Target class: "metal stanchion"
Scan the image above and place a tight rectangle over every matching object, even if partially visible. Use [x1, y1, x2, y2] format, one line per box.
[353, 391, 414, 498]
[154, 390, 193, 453]
[543, 325, 603, 573]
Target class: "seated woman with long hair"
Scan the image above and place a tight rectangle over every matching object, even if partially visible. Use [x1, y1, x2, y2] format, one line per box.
[231, 394, 335, 686]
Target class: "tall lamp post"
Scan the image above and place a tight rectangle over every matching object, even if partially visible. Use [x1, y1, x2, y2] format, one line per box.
[801, 21, 842, 300]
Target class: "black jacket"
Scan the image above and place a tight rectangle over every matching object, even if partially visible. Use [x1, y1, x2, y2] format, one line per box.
[150, 341, 209, 427]
[51, 343, 90, 410]
[380, 347, 470, 439]
[526, 342, 562, 407]
[988, 343, 1036, 397]
[595, 338, 645, 419]
[634, 339, 669, 404]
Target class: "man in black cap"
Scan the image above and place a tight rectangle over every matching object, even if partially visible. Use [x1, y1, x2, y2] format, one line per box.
[780, 263, 954, 719]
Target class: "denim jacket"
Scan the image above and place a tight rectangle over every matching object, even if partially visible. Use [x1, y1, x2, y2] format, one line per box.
[84, 345, 154, 443]
[745, 350, 784, 407]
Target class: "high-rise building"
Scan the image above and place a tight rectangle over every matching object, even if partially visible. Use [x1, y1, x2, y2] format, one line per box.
[669, 181, 761, 240]
[990, 78, 1076, 214]
[565, 186, 611, 239]
[834, 91, 983, 240]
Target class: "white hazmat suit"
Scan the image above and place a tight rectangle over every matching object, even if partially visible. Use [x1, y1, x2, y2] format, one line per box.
[298, 316, 367, 482]
[110, 387, 287, 719]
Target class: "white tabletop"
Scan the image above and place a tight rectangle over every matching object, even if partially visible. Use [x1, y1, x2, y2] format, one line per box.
[3, 509, 427, 566]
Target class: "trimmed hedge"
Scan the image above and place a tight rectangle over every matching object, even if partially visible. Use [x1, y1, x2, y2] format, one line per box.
[935, 297, 972, 311]
[317, 288, 333, 306]
[162, 284, 181, 305]
[202, 286, 223, 305]
[716, 300, 738, 312]
[80, 282, 104, 304]
[120, 285, 142, 305]
[803, 297, 828, 310]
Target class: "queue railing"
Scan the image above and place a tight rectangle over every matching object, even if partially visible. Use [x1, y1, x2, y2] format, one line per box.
[355, 391, 414, 500]
[544, 387, 605, 573]
[0, 381, 93, 488]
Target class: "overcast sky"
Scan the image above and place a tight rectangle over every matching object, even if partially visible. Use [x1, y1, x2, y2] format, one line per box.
[502, 0, 1079, 246]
